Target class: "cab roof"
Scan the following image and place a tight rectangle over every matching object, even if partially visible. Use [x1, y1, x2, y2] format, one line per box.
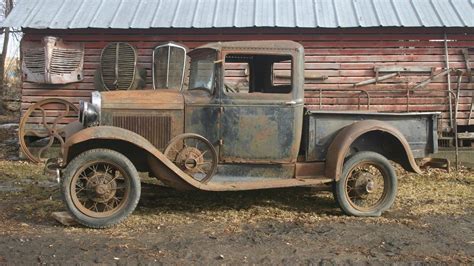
[192, 40, 303, 54]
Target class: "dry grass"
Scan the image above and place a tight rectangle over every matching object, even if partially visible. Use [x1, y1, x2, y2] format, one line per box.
[395, 167, 474, 216]
[0, 160, 472, 233]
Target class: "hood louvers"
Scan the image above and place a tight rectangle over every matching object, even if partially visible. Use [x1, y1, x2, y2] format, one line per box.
[21, 36, 84, 84]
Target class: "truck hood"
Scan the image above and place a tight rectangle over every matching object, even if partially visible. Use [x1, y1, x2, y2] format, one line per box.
[101, 90, 184, 110]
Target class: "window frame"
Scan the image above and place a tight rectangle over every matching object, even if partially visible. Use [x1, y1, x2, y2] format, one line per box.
[221, 52, 295, 97]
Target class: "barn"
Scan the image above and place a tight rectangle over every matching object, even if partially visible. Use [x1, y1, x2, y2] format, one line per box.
[2, 0, 474, 153]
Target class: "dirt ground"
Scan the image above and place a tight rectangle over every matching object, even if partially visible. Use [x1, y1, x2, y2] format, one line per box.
[0, 160, 472, 265]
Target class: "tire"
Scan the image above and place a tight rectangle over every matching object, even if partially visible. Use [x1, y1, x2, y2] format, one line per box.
[334, 151, 397, 217]
[61, 149, 141, 228]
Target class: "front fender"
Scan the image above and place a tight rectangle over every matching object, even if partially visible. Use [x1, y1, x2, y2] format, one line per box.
[325, 120, 422, 180]
[62, 126, 213, 191]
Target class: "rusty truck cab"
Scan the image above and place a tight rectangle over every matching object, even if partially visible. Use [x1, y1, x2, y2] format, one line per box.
[184, 41, 305, 166]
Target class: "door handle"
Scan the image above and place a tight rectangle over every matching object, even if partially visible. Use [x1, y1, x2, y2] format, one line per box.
[285, 101, 296, 105]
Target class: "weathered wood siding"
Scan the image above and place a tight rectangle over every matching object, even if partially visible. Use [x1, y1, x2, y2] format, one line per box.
[22, 28, 474, 130]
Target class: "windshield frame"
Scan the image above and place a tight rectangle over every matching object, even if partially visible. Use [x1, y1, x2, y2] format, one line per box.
[188, 48, 218, 94]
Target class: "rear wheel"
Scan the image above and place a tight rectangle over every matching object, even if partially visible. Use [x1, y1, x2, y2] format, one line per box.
[334, 151, 397, 217]
[61, 149, 141, 228]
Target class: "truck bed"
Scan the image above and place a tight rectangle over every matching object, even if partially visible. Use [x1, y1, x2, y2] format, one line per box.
[303, 110, 439, 161]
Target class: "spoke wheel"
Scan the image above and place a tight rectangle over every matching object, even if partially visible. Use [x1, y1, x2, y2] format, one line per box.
[71, 161, 130, 218]
[164, 133, 217, 183]
[19, 98, 78, 163]
[335, 152, 397, 217]
[345, 163, 387, 212]
[62, 149, 141, 228]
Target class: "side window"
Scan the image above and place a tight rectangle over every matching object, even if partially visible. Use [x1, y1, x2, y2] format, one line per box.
[224, 60, 250, 93]
[272, 60, 292, 86]
[224, 54, 292, 94]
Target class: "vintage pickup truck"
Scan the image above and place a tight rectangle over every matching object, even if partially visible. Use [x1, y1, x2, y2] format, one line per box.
[60, 41, 438, 228]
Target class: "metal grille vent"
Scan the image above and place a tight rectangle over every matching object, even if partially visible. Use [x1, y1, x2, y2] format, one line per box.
[50, 48, 83, 74]
[23, 48, 45, 74]
[112, 115, 172, 149]
[153, 43, 187, 90]
[100, 42, 137, 90]
[21, 36, 84, 84]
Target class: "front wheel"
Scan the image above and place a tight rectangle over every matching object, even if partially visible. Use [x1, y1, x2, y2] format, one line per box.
[334, 151, 397, 217]
[61, 149, 141, 228]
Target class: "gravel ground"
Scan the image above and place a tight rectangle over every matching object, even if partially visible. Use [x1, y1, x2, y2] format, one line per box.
[0, 160, 473, 264]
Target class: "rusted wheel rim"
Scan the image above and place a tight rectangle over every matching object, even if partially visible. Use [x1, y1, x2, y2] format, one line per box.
[164, 134, 217, 183]
[18, 98, 78, 163]
[344, 162, 389, 212]
[70, 161, 131, 218]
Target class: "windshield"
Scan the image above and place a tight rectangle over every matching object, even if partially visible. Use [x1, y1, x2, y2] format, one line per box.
[188, 50, 216, 92]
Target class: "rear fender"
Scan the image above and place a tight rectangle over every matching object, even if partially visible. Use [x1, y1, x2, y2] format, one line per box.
[325, 120, 422, 180]
[62, 126, 210, 190]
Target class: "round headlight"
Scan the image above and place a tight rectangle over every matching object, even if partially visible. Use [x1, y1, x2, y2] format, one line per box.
[79, 91, 101, 127]
[79, 101, 99, 127]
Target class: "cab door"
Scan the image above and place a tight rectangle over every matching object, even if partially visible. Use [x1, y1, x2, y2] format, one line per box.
[219, 53, 303, 164]
[184, 49, 221, 152]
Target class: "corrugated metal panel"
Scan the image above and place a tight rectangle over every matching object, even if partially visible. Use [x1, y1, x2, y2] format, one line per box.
[2, 0, 474, 29]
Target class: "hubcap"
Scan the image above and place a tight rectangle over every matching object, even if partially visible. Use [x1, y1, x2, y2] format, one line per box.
[71, 162, 129, 218]
[345, 162, 387, 212]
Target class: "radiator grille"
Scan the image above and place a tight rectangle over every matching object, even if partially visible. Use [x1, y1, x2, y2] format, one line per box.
[112, 115, 172, 149]
[23, 48, 45, 74]
[50, 48, 83, 74]
[101, 42, 137, 90]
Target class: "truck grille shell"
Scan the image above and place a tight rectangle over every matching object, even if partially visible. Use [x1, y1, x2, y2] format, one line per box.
[112, 115, 172, 150]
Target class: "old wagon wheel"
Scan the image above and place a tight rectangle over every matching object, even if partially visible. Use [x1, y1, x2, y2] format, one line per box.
[19, 98, 78, 163]
[164, 133, 218, 183]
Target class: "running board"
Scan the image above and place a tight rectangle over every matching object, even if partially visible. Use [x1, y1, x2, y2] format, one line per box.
[198, 177, 332, 191]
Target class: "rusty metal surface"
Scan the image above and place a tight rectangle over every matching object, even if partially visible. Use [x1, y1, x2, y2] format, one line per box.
[324, 120, 423, 181]
[194, 40, 304, 53]
[295, 162, 326, 179]
[216, 41, 305, 163]
[112, 115, 172, 150]
[59, 40, 439, 193]
[62, 126, 331, 191]
[100, 90, 184, 110]
[164, 133, 218, 183]
[98, 90, 185, 151]
[305, 111, 439, 161]
[22, 36, 84, 84]
[19, 98, 78, 163]
[101, 109, 184, 151]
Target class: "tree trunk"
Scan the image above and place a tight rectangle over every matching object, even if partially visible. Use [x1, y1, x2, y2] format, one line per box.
[0, 0, 14, 114]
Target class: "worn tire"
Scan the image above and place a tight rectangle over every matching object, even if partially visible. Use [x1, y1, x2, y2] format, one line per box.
[335, 151, 397, 217]
[61, 149, 141, 228]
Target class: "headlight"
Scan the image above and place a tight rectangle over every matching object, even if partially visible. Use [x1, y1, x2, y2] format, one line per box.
[79, 92, 101, 127]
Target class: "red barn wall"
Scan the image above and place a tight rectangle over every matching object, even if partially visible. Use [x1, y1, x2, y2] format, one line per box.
[22, 28, 474, 131]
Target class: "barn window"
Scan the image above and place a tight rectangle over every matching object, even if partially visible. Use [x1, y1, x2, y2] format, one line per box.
[153, 43, 187, 90]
